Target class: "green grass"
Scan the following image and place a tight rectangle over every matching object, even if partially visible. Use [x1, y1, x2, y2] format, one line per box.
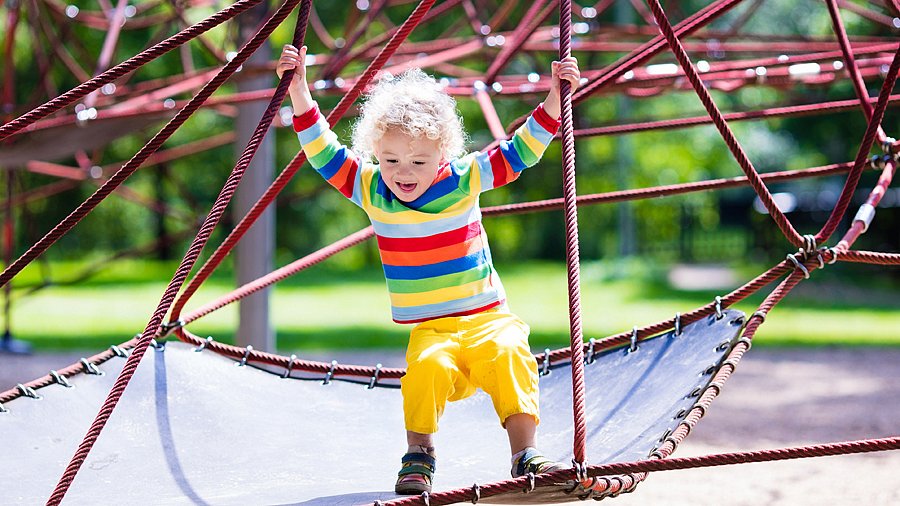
[5, 260, 899, 352]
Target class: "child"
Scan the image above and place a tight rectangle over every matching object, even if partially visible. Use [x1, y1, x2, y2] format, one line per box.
[277, 44, 580, 495]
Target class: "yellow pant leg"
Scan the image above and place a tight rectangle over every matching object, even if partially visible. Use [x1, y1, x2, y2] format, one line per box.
[461, 311, 540, 427]
[401, 318, 476, 434]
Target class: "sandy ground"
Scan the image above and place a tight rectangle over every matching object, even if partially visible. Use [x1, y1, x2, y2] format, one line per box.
[2, 347, 899, 505]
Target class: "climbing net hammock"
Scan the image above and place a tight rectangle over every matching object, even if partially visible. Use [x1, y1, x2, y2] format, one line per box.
[1, 0, 899, 504]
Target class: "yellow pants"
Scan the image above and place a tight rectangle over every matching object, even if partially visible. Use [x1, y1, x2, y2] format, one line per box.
[401, 309, 540, 434]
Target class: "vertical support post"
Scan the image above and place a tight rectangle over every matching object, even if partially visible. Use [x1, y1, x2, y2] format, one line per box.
[235, 4, 275, 351]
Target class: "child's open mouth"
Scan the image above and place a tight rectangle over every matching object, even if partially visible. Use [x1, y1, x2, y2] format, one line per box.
[397, 182, 417, 193]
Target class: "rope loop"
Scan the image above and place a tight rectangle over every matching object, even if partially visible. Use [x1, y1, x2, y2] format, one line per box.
[786, 252, 811, 279]
[282, 354, 297, 379]
[368, 363, 382, 389]
[323, 360, 338, 385]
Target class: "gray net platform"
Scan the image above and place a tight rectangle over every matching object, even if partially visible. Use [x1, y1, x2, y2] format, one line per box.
[0, 310, 744, 505]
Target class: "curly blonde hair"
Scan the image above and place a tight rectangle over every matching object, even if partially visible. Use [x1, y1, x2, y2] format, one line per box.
[351, 68, 466, 163]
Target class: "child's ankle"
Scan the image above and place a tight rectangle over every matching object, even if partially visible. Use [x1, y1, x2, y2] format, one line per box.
[408, 444, 435, 456]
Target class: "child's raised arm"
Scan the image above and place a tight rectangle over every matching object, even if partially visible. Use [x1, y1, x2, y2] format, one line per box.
[541, 57, 580, 119]
[276, 44, 315, 115]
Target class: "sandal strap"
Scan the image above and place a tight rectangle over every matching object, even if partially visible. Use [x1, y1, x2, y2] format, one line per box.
[397, 452, 436, 483]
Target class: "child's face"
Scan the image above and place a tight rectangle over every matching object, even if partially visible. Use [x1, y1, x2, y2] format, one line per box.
[374, 130, 443, 202]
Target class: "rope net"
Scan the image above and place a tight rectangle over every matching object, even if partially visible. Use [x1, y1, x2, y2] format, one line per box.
[0, 0, 898, 504]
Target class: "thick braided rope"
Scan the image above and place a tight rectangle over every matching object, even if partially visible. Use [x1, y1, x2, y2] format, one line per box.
[574, 95, 900, 139]
[838, 250, 900, 265]
[484, 0, 551, 84]
[646, 0, 805, 248]
[0, 2, 287, 290]
[169, 0, 438, 323]
[815, 45, 900, 245]
[825, 0, 881, 132]
[0, 0, 264, 142]
[557, 0, 587, 467]
[44, 3, 309, 504]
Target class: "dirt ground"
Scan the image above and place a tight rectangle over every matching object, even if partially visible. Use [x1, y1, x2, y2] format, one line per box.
[2, 347, 899, 505]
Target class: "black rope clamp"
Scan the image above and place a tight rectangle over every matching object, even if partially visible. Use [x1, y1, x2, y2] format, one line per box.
[323, 360, 338, 385]
[368, 363, 382, 389]
[282, 354, 297, 379]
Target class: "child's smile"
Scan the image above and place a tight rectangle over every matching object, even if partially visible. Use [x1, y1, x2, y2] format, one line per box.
[375, 130, 444, 202]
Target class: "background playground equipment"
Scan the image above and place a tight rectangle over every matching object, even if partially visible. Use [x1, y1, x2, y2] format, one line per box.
[1, 0, 899, 504]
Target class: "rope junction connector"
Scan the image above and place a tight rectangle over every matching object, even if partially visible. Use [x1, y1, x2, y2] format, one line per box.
[323, 360, 338, 385]
[193, 336, 214, 352]
[367, 363, 382, 389]
[150, 338, 166, 351]
[786, 252, 810, 279]
[673, 313, 682, 336]
[80, 358, 103, 375]
[751, 310, 767, 323]
[801, 234, 817, 255]
[160, 319, 185, 337]
[235, 345, 253, 367]
[50, 370, 73, 388]
[282, 354, 297, 379]
[420, 491, 431, 506]
[881, 136, 896, 154]
[714, 296, 724, 319]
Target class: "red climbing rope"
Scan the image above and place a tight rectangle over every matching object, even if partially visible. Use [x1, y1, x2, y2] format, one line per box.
[45, 2, 312, 504]
[0, 0, 265, 142]
[815, 46, 900, 245]
[646, 0, 804, 248]
[557, 0, 588, 469]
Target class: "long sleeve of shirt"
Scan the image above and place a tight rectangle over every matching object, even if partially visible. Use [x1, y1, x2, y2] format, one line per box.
[293, 103, 561, 323]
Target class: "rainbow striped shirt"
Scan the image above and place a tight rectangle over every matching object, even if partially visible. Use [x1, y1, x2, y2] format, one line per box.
[293, 104, 560, 323]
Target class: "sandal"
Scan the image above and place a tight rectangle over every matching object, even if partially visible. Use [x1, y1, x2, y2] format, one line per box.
[395, 452, 436, 495]
[511, 447, 567, 478]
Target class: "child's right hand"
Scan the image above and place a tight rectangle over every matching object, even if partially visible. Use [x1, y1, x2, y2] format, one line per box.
[276, 44, 314, 114]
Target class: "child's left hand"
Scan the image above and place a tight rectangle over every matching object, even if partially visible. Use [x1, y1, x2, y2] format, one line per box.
[551, 57, 581, 95]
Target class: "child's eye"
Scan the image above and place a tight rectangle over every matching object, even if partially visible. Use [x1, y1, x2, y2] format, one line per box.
[385, 159, 399, 164]
[412, 161, 426, 166]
